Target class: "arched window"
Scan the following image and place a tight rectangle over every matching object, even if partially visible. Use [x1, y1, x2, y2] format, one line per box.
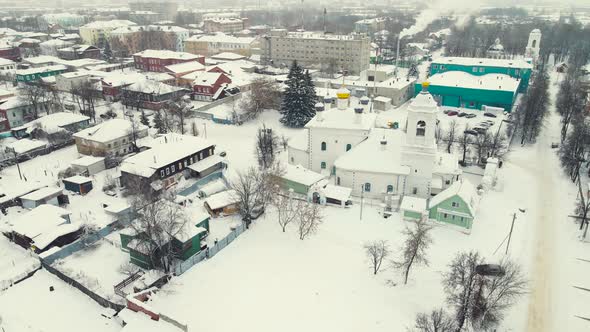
[532, 39, 537, 48]
[416, 121, 426, 136]
[346, 144, 352, 151]
[386, 185, 394, 193]
[321, 142, 327, 151]
[337, 177, 341, 185]
[364, 183, 371, 192]
[321, 161, 326, 169]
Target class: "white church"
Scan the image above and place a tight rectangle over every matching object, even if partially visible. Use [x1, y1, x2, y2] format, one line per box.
[288, 82, 462, 201]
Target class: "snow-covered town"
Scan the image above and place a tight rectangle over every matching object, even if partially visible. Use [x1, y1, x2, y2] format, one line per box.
[0, 0, 589, 331]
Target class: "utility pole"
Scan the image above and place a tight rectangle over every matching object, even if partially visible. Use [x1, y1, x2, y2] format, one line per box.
[7, 147, 22, 180]
[360, 184, 364, 220]
[506, 208, 525, 254]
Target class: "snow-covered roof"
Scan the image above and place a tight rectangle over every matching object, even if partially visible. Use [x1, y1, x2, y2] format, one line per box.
[400, 196, 427, 213]
[205, 189, 239, 210]
[124, 80, 184, 95]
[374, 96, 392, 103]
[19, 187, 62, 201]
[287, 129, 308, 152]
[426, 71, 520, 92]
[164, 61, 205, 74]
[187, 154, 224, 173]
[334, 128, 411, 175]
[0, 57, 14, 66]
[134, 49, 201, 61]
[81, 19, 136, 29]
[21, 112, 90, 134]
[33, 223, 80, 250]
[211, 52, 246, 61]
[188, 33, 255, 44]
[6, 139, 47, 154]
[63, 175, 92, 185]
[305, 105, 376, 131]
[283, 164, 326, 187]
[434, 152, 461, 175]
[120, 134, 214, 178]
[18, 38, 41, 44]
[73, 119, 145, 143]
[10, 204, 71, 239]
[429, 178, 478, 216]
[191, 71, 224, 87]
[71, 155, 105, 167]
[319, 183, 352, 202]
[16, 65, 67, 76]
[59, 71, 90, 79]
[432, 56, 533, 69]
[40, 39, 73, 47]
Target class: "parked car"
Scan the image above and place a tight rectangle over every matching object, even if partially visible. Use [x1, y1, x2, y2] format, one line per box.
[64, 103, 76, 111]
[484, 112, 497, 118]
[464, 129, 479, 136]
[458, 112, 468, 117]
[219, 151, 227, 157]
[551, 142, 559, 149]
[447, 111, 458, 116]
[474, 127, 487, 134]
[443, 109, 450, 114]
[466, 113, 477, 118]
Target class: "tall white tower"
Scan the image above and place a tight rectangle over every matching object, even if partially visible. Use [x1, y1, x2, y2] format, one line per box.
[401, 82, 438, 198]
[525, 29, 541, 61]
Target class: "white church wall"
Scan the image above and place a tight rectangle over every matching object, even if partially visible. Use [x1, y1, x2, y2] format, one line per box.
[309, 127, 370, 174]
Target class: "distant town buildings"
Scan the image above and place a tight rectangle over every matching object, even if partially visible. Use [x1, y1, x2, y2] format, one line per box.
[129, 1, 179, 21]
[133, 49, 205, 72]
[110, 25, 189, 54]
[184, 33, 257, 57]
[79, 19, 137, 46]
[260, 29, 371, 75]
[203, 17, 249, 34]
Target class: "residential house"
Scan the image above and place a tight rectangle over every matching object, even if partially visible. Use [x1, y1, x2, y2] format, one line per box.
[57, 44, 101, 60]
[70, 155, 106, 175]
[15, 65, 67, 83]
[79, 19, 137, 46]
[204, 190, 239, 217]
[0, 96, 51, 131]
[0, 39, 21, 61]
[400, 196, 427, 221]
[0, 58, 16, 76]
[164, 61, 205, 85]
[191, 71, 232, 101]
[121, 209, 210, 269]
[278, 164, 327, 195]
[120, 133, 222, 192]
[428, 179, 479, 230]
[39, 39, 74, 56]
[133, 49, 204, 72]
[73, 119, 149, 157]
[6, 204, 81, 253]
[55, 71, 90, 92]
[10, 112, 91, 139]
[121, 79, 188, 110]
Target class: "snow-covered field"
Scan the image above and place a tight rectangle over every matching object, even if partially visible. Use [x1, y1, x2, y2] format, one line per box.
[0, 235, 39, 291]
[0, 270, 121, 332]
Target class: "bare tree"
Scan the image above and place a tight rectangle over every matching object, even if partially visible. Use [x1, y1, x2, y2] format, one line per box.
[444, 120, 458, 153]
[393, 219, 433, 285]
[118, 262, 139, 276]
[364, 240, 390, 275]
[457, 128, 472, 165]
[191, 121, 199, 136]
[435, 125, 443, 145]
[71, 81, 98, 123]
[280, 135, 289, 151]
[164, 97, 193, 134]
[129, 197, 189, 273]
[296, 201, 323, 240]
[255, 125, 280, 169]
[412, 308, 456, 332]
[474, 132, 493, 164]
[18, 84, 51, 119]
[240, 78, 281, 120]
[274, 191, 298, 232]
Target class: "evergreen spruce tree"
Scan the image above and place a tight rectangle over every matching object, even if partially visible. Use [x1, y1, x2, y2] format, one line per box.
[280, 61, 316, 127]
[140, 110, 150, 127]
[103, 40, 112, 62]
[153, 110, 166, 134]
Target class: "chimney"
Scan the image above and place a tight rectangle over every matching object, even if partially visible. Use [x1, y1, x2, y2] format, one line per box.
[315, 102, 325, 122]
[354, 106, 363, 124]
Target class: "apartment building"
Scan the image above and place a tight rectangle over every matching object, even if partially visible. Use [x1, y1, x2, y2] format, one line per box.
[260, 29, 371, 75]
[203, 18, 249, 34]
[110, 25, 189, 53]
[79, 20, 137, 46]
[73, 119, 149, 157]
[129, 1, 178, 21]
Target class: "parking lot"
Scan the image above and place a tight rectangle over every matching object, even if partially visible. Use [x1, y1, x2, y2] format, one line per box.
[437, 106, 510, 139]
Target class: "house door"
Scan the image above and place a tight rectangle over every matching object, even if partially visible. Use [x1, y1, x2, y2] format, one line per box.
[312, 192, 320, 204]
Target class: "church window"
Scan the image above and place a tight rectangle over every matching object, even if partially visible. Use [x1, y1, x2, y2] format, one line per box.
[364, 183, 371, 192]
[346, 144, 352, 151]
[412, 187, 418, 195]
[416, 121, 426, 136]
[321, 142, 327, 151]
[321, 161, 326, 169]
[532, 40, 536, 48]
[337, 177, 341, 185]
[386, 185, 393, 193]
[445, 180, 451, 185]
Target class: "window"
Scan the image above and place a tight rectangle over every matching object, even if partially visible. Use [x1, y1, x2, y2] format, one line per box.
[160, 170, 165, 178]
[443, 213, 448, 218]
[412, 187, 418, 195]
[472, 67, 478, 73]
[416, 121, 426, 136]
[452, 201, 459, 207]
[321, 161, 326, 169]
[387, 185, 393, 193]
[432, 64, 438, 69]
[445, 180, 451, 185]
[346, 144, 352, 151]
[171, 165, 175, 172]
[461, 217, 464, 222]
[479, 67, 484, 73]
[337, 177, 341, 185]
[290, 157, 294, 162]
[364, 183, 371, 192]
[166, 168, 170, 175]
[452, 215, 456, 220]
[321, 142, 327, 151]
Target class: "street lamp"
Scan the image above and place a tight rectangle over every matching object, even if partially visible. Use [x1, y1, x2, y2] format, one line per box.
[505, 208, 526, 255]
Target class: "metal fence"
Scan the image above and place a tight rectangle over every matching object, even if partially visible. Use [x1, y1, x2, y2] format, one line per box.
[177, 171, 226, 197]
[174, 223, 246, 276]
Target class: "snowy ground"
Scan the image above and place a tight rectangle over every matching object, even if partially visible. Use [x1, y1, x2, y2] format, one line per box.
[0, 270, 121, 332]
[51, 238, 130, 304]
[0, 235, 39, 292]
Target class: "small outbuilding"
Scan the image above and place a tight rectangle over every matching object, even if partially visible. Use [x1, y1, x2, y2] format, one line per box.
[63, 175, 93, 195]
[70, 155, 106, 175]
[309, 181, 353, 207]
[400, 196, 427, 221]
[204, 189, 240, 217]
[279, 164, 327, 195]
[19, 186, 64, 209]
[428, 179, 479, 230]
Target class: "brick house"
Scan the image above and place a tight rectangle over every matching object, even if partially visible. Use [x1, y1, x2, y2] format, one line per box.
[191, 71, 232, 101]
[133, 49, 205, 72]
[0, 40, 21, 61]
[120, 79, 189, 110]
